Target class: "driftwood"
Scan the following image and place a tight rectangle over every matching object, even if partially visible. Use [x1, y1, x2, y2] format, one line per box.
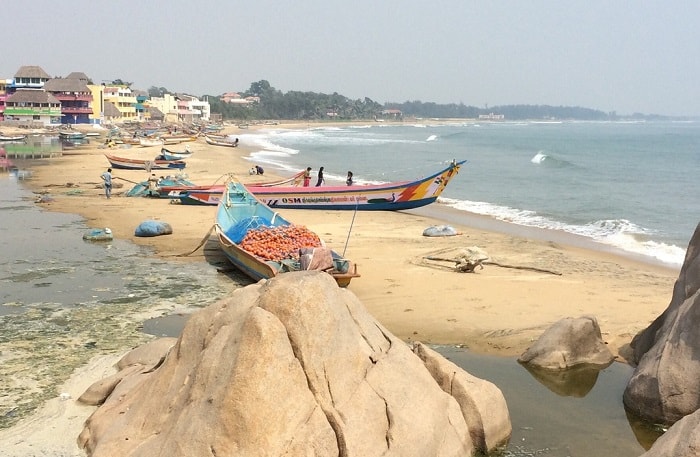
[423, 253, 562, 276]
[424, 256, 485, 273]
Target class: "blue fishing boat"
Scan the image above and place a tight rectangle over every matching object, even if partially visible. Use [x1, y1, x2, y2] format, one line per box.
[215, 180, 360, 287]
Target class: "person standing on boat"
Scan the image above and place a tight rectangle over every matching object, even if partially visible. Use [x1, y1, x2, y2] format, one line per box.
[303, 167, 312, 187]
[346, 171, 354, 186]
[315, 166, 325, 187]
[101, 168, 113, 199]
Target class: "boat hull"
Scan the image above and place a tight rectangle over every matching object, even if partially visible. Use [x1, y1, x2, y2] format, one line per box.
[174, 160, 465, 210]
[204, 135, 238, 147]
[105, 154, 186, 170]
[215, 181, 359, 286]
[160, 147, 193, 160]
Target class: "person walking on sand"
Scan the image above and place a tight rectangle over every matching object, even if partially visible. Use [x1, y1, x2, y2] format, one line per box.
[346, 171, 354, 186]
[101, 168, 113, 199]
[303, 167, 312, 187]
[315, 166, 325, 187]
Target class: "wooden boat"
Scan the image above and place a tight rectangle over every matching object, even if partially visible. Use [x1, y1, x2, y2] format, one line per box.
[170, 160, 465, 210]
[105, 154, 187, 170]
[58, 130, 86, 140]
[160, 146, 193, 160]
[125, 174, 196, 197]
[204, 134, 238, 148]
[161, 135, 197, 145]
[0, 134, 27, 141]
[139, 137, 165, 147]
[215, 180, 360, 287]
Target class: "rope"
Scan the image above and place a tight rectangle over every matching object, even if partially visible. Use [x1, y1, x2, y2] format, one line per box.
[342, 197, 359, 257]
[169, 224, 216, 257]
[114, 176, 141, 185]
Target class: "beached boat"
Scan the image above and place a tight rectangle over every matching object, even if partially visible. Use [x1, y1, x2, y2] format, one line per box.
[204, 134, 238, 148]
[139, 137, 165, 148]
[215, 180, 360, 287]
[58, 130, 86, 140]
[0, 134, 27, 141]
[160, 146, 193, 161]
[105, 154, 187, 170]
[125, 174, 196, 197]
[170, 160, 465, 210]
[161, 135, 197, 145]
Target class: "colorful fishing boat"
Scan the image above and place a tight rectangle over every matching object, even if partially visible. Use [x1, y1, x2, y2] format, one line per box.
[172, 160, 465, 210]
[160, 146, 193, 161]
[215, 180, 360, 287]
[105, 154, 187, 170]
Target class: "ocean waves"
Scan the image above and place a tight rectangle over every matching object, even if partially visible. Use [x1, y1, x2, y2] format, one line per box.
[441, 197, 686, 267]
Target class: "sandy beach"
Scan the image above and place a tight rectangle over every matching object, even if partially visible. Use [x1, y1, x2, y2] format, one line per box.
[0, 122, 681, 454]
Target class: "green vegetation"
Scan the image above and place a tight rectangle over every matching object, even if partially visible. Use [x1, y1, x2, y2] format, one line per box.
[152, 80, 674, 121]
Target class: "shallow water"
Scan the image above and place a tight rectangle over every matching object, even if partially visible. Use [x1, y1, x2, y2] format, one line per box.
[141, 313, 663, 456]
[0, 175, 242, 428]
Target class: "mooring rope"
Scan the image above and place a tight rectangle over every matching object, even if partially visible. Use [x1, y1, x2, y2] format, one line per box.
[169, 224, 217, 257]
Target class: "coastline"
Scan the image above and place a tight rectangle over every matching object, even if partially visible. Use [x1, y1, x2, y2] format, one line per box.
[0, 121, 681, 454]
[9, 122, 679, 359]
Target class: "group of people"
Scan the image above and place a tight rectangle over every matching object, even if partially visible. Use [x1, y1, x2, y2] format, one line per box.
[302, 167, 354, 187]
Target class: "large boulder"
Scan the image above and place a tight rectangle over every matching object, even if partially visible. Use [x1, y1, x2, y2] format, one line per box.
[517, 315, 615, 369]
[78, 271, 511, 457]
[624, 222, 700, 425]
[639, 408, 700, 457]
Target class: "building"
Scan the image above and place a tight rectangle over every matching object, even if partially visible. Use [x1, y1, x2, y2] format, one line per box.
[4, 89, 62, 126]
[12, 65, 51, 90]
[0, 79, 12, 121]
[43, 72, 94, 125]
[102, 85, 137, 122]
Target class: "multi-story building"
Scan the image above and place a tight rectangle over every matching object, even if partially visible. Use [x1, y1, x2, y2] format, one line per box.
[43, 72, 94, 125]
[12, 65, 51, 91]
[148, 93, 178, 123]
[102, 85, 137, 122]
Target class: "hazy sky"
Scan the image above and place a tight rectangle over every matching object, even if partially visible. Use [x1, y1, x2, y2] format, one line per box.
[4, 1, 699, 116]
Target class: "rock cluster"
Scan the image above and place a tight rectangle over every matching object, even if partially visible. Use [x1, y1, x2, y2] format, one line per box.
[78, 271, 511, 457]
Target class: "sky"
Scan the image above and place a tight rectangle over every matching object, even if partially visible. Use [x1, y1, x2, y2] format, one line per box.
[4, 1, 699, 116]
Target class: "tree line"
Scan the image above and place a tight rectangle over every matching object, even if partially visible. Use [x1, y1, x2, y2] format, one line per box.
[147, 80, 672, 122]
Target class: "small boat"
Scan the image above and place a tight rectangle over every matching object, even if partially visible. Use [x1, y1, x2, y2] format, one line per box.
[160, 146, 193, 161]
[58, 130, 87, 140]
[161, 135, 197, 145]
[169, 161, 465, 210]
[139, 137, 165, 148]
[215, 180, 360, 287]
[105, 154, 187, 170]
[0, 134, 27, 141]
[125, 174, 196, 197]
[204, 134, 238, 148]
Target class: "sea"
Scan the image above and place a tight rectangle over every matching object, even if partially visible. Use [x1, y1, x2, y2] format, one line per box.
[2, 120, 695, 456]
[240, 120, 700, 269]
